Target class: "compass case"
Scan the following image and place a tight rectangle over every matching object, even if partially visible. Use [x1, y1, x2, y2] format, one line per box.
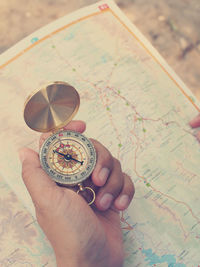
[24, 81, 80, 133]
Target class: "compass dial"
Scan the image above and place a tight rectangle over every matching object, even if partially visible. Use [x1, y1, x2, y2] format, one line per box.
[40, 131, 96, 185]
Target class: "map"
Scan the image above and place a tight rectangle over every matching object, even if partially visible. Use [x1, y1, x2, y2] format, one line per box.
[0, 0, 200, 266]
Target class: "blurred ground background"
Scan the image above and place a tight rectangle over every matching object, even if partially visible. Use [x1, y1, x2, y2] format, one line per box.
[0, 0, 200, 99]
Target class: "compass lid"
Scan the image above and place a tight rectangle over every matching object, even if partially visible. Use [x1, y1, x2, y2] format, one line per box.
[24, 81, 80, 133]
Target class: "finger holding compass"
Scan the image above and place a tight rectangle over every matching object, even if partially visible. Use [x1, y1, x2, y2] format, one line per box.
[39, 124, 134, 212]
[90, 139, 135, 211]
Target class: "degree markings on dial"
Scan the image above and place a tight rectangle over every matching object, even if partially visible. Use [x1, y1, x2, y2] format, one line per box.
[42, 131, 96, 184]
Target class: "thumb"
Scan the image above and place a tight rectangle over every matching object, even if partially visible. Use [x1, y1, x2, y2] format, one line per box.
[19, 147, 57, 208]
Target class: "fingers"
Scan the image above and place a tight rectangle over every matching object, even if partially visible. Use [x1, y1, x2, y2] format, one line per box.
[95, 161, 134, 211]
[95, 158, 123, 211]
[189, 114, 200, 142]
[91, 139, 113, 187]
[39, 120, 86, 148]
[18, 147, 58, 209]
[189, 114, 200, 128]
[90, 139, 134, 211]
[114, 173, 135, 210]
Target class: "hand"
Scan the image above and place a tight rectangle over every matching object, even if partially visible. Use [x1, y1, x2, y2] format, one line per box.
[19, 121, 135, 267]
[190, 114, 200, 141]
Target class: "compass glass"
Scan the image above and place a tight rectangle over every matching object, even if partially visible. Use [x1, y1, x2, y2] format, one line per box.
[40, 130, 96, 185]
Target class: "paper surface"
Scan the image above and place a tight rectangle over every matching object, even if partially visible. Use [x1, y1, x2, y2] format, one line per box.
[0, 0, 200, 265]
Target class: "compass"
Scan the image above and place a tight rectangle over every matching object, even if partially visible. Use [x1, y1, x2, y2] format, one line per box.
[24, 81, 96, 205]
[40, 130, 96, 186]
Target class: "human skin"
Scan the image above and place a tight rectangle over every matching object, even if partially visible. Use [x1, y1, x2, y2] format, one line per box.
[19, 120, 135, 267]
[190, 113, 200, 141]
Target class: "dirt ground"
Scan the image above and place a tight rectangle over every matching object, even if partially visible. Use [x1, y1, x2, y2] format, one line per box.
[0, 0, 200, 99]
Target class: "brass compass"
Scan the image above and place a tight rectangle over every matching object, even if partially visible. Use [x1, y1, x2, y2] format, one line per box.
[24, 81, 96, 205]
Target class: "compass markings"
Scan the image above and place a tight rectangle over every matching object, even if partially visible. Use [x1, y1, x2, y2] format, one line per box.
[42, 131, 96, 185]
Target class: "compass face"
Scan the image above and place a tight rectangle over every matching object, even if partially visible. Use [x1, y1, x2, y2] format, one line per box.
[39, 130, 96, 185]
